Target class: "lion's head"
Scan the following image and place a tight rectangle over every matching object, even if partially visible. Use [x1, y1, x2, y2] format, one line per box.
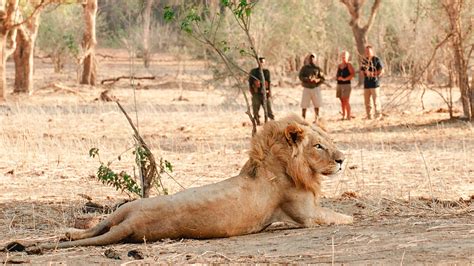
[245, 114, 344, 195]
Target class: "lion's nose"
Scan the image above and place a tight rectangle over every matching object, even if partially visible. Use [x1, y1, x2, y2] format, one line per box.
[335, 159, 344, 164]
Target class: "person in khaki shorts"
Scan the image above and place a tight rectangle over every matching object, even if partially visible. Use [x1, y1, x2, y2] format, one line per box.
[360, 45, 384, 119]
[298, 53, 325, 122]
[336, 50, 355, 120]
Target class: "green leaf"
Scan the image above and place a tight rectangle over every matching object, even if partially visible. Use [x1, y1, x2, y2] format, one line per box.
[163, 6, 175, 22]
[89, 148, 99, 158]
[245, 7, 251, 17]
[164, 160, 173, 172]
[220, 0, 230, 7]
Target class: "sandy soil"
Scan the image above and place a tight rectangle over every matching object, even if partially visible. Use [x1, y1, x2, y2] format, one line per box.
[0, 53, 473, 264]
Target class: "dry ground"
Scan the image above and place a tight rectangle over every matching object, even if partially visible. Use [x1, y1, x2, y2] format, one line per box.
[0, 52, 473, 264]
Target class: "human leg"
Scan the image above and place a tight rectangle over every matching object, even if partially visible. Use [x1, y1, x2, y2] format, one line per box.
[310, 88, 322, 121]
[340, 98, 347, 119]
[342, 84, 352, 120]
[372, 87, 380, 118]
[266, 98, 275, 120]
[251, 95, 261, 125]
[337, 85, 344, 119]
[345, 97, 352, 120]
[301, 88, 311, 120]
[339, 98, 345, 119]
[363, 89, 372, 119]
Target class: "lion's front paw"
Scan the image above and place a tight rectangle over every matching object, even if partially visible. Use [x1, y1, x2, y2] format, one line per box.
[336, 214, 353, 225]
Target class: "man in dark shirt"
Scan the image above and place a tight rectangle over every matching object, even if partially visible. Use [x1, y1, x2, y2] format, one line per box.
[360, 45, 384, 119]
[298, 53, 325, 122]
[248, 57, 274, 125]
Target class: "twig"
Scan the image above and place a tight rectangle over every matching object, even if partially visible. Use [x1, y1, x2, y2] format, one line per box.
[187, 251, 233, 263]
[116, 101, 159, 197]
[426, 224, 474, 232]
[381, 197, 436, 212]
[402, 121, 435, 207]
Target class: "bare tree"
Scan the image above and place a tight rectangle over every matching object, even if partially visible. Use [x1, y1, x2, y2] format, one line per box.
[142, 0, 153, 68]
[442, 0, 473, 120]
[80, 0, 97, 85]
[340, 0, 381, 83]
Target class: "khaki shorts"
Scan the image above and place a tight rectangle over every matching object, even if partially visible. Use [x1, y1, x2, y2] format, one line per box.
[336, 84, 352, 99]
[301, 87, 322, 108]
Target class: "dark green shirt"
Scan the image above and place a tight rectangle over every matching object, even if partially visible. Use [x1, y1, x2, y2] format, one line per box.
[248, 67, 270, 94]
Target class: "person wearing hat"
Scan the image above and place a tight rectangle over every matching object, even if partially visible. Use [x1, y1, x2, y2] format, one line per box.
[248, 57, 274, 125]
[298, 53, 325, 122]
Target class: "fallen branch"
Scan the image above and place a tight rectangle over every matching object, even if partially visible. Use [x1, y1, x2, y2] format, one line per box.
[31, 83, 87, 101]
[101, 75, 156, 85]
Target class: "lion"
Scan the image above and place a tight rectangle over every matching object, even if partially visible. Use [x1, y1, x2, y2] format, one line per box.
[28, 114, 352, 250]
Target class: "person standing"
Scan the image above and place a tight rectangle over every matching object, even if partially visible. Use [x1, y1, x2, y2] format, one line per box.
[248, 57, 274, 125]
[360, 45, 384, 119]
[298, 53, 325, 122]
[336, 50, 355, 120]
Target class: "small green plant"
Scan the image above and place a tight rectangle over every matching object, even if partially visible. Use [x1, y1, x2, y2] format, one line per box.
[89, 148, 142, 197]
[89, 146, 175, 197]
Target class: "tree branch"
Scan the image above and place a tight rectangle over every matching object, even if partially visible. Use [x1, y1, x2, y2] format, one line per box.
[364, 0, 381, 32]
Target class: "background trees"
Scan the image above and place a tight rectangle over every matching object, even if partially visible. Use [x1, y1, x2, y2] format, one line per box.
[1, 0, 473, 120]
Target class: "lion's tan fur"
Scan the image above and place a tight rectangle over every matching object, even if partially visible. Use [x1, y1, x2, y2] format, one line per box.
[28, 114, 353, 250]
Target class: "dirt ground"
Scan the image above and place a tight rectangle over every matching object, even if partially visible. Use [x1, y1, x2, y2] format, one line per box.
[0, 52, 473, 264]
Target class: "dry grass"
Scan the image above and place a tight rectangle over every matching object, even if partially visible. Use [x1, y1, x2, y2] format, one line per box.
[0, 54, 472, 263]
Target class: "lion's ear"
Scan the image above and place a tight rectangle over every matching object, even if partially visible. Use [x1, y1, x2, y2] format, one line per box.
[284, 124, 305, 145]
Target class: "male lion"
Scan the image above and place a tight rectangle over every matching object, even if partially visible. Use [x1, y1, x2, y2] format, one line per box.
[30, 114, 352, 250]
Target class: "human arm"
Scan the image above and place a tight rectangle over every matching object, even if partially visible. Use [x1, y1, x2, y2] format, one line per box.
[248, 69, 260, 93]
[375, 57, 384, 77]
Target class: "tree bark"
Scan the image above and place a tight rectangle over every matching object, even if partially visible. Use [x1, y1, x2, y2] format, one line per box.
[142, 0, 153, 68]
[81, 0, 98, 85]
[470, 69, 474, 121]
[13, 7, 42, 94]
[0, 0, 19, 101]
[340, 0, 381, 84]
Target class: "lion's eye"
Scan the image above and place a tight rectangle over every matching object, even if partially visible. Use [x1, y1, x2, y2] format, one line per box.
[314, 144, 324, 150]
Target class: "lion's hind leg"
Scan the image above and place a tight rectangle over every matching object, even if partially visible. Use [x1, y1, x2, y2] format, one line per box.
[65, 219, 112, 240]
[65, 205, 130, 240]
[34, 224, 132, 250]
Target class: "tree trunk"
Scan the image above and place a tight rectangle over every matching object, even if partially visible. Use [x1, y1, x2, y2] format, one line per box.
[0, 33, 6, 101]
[0, 0, 19, 100]
[13, 29, 33, 93]
[142, 0, 153, 68]
[81, 0, 98, 85]
[13, 9, 41, 94]
[340, 0, 381, 84]
[470, 70, 474, 121]
[443, 0, 471, 119]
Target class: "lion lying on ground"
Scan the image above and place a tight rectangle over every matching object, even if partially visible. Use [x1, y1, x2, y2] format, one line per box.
[30, 114, 352, 250]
